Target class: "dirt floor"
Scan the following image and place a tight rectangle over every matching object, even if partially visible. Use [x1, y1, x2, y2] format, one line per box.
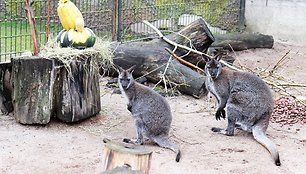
[0, 41, 305, 174]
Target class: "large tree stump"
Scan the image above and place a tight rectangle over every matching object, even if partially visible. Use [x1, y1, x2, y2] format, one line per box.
[102, 139, 152, 174]
[11, 52, 101, 124]
[112, 18, 214, 97]
[12, 57, 54, 124]
[52, 56, 101, 122]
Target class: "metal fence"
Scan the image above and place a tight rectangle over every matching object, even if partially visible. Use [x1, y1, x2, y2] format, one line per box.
[0, 0, 245, 63]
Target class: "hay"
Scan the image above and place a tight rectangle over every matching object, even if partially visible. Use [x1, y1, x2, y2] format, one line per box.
[40, 36, 114, 77]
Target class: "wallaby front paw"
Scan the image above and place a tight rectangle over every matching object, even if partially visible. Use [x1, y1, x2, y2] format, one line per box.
[215, 109, 226, 120]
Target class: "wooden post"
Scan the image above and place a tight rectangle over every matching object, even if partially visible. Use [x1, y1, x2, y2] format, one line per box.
[12, 56, 54, 124]
[102, 139, 152, 174]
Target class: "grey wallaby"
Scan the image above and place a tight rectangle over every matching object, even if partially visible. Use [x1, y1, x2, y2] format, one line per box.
[204, 54, 281, 166]
[117, 65, 181, 162]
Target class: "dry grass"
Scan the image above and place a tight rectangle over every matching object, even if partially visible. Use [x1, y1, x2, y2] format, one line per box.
[40, 36, 114, 78]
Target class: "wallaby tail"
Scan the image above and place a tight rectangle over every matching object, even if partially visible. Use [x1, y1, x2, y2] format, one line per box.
[152, 136, 181, 162]
[252, 127, 281, 166]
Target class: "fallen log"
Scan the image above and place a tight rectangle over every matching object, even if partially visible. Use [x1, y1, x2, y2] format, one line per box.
[112, 18, 214, 97]
[212, 32, 274, 51]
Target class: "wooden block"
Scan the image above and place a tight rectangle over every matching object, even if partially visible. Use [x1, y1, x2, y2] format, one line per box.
[102, 139, 152, 174]
[12, 56, 54, 124]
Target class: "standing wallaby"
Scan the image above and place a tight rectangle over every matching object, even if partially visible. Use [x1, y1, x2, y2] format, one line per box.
[117, 65, 181, 162]
[204, 55, 281, 166]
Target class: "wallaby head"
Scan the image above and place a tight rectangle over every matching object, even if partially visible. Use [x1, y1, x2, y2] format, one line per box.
[117, 65, 136, 90]
[204, 54, 222, 79]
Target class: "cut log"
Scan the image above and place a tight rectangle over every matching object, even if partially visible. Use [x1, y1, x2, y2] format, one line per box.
[52, 55, 101, 122]
[112, 18, 214, 97]
[12, 57, 54, 124]
[102, 138, 152, 174]
[212, 32, 274, 51]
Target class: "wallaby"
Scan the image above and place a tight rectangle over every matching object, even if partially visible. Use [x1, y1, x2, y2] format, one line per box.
[204, 55, 281, 166]
[117, 65, 181, 162]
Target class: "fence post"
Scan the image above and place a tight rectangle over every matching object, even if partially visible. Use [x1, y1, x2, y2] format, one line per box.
[112, 0, 118, 41]
[238, 0, 246, 32]
[117, 0, 122, 42]
[46, 0, 51, 43]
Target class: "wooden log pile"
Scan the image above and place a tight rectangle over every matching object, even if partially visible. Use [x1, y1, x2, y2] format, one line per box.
[111, 18, 274, 98]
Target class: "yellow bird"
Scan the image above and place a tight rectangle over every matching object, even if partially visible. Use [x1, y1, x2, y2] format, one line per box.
[57, 0, 84, 30]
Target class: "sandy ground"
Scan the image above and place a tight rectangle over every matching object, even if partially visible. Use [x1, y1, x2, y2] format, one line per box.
[0, 41, 306, 174]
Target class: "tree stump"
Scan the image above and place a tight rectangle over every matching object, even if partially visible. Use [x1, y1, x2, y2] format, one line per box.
[102, 139, 152, 174]
[12, 56, 54, 124]
[0, 63, 14, 114]
[11, 52, 101, 124]
[52, 56, 101, 122]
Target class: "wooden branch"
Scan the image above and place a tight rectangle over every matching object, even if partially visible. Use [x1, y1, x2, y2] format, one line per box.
[276, 83, 306, 88]
[46, 0, 51, 42]
[24, 0, 40, 55]
[165, 48, 205, 73]
[142, 20, 242, 73]
[142, 20, 212, 58]
[269, 50, 290, 75]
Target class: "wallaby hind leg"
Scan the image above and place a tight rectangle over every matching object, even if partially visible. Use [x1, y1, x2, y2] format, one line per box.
[212, 107, 237, 136]
[152, 135, 181, 162]
[123, 120, 144, 145]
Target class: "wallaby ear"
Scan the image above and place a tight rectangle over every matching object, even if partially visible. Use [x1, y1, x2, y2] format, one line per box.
[202, 55, 211, 62]
[127, 65, 136, 74]
[115, 65, 125, 73]
[214, 53, 223, 61]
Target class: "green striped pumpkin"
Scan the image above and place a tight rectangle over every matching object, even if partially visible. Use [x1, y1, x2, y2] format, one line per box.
[56, 28, 96, 49]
